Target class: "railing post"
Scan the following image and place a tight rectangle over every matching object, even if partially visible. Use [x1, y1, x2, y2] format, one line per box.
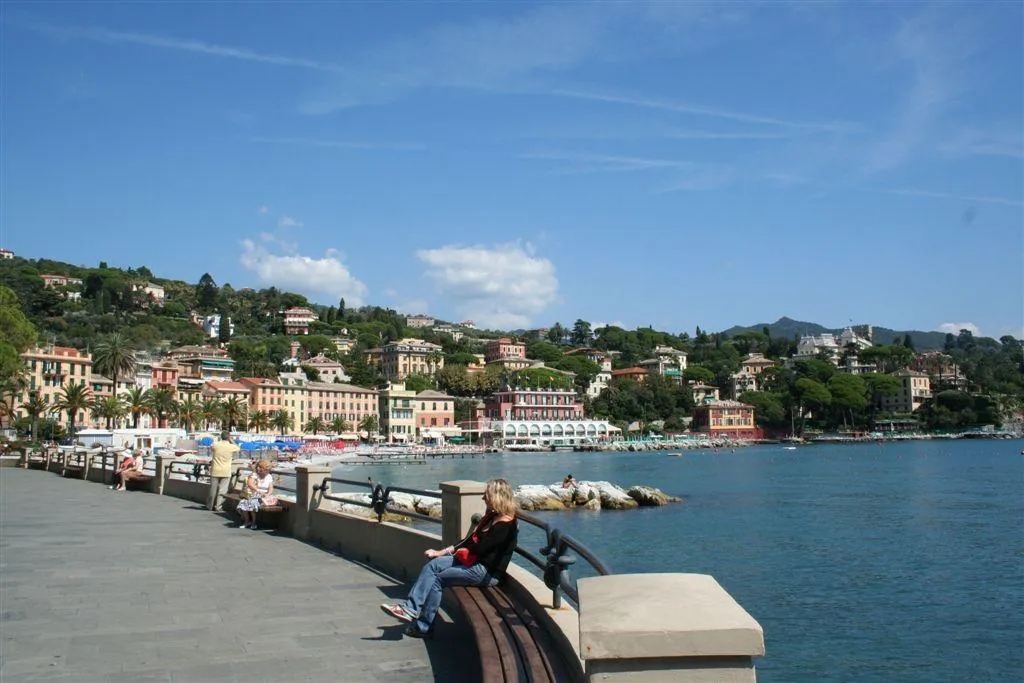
[578, 573, 765, 682]
[439, 480, 487, 547]
[294, 465, 331, 541]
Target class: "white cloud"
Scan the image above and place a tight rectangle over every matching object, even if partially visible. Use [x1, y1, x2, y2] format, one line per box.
[417, 243, 558, 329]
[938, 322, 981, 336]
[240, 240, 367, 306]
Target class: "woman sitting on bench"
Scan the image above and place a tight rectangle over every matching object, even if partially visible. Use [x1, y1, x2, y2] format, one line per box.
[110, 450, 145, 491]
[381, 478, 519, 638]
[236, 459, 276, 530]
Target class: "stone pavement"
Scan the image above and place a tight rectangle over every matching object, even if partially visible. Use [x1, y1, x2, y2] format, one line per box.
[0, 468, 478, 683]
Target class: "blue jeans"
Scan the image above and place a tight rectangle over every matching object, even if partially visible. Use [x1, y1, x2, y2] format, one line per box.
[403, 555, 495, 633]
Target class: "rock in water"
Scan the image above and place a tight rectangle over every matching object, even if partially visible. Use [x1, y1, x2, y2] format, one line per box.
[627, 486, 683, 506]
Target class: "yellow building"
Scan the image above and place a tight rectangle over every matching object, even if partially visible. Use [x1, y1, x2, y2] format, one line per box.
[16, 345, 92, 431]
[379, 382, 417, 442]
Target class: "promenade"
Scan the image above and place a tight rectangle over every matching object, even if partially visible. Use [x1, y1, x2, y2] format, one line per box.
[0, 468, 476, 683]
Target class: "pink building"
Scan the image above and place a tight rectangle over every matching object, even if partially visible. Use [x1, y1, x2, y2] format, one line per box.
[485, 385, 583, 422]
[283, 307, 318, 335]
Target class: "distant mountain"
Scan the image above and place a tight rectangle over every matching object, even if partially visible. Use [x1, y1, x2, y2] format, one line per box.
[721, 317, 950, 351]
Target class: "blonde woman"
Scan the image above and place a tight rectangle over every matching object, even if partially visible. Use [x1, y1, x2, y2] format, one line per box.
[236, 460, 275, 530]
[381, 478, 519, 638]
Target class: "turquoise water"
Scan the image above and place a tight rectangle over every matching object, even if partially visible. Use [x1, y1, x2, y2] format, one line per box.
[336, 440, 1024, 682]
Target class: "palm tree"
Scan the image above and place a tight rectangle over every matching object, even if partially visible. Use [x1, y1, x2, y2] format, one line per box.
[221, 396, 248, 432]
[271, 410, 292, 436]
[330, 416, 351, 435]
[359, 414, 380, 442]
[304, 416, 326, 435]
[124, 386, 149, 428]
[145, 387, 177, 428]
[176, 397, 202, 433]
[51, 381, 93, 442]
[200, 397, 222, 430]
[248, 410, 270, 434]
[22, 391, 48, 443]
[92, 332, 136, 401]
[92, 395, 126, 429]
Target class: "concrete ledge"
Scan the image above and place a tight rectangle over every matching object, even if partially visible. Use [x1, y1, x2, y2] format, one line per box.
[578, 573, 763, 682]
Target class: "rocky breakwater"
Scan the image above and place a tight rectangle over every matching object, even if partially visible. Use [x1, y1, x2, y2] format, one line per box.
[515, 481, 682, 511]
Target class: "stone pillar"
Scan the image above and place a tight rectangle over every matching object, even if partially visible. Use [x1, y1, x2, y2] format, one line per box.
[294, 466, 331, 541]
[153, 454, 168, 495]
[440, 480, 487, 547]
[578, 573, 764, 683]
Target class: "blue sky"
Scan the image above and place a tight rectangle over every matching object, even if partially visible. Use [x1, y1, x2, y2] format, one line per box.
[2, 2, 1021, 338]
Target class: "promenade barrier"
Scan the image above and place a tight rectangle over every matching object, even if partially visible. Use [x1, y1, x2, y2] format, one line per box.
[15, 459, 765, 682]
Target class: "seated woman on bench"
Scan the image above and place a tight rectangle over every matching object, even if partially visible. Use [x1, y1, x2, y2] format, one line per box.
[110, 450, 145, 491]
[381, 478, 519, 638]
[236, 459, 276, 530]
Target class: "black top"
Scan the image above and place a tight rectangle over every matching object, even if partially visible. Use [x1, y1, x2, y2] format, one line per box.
[456, 513, 519, 576]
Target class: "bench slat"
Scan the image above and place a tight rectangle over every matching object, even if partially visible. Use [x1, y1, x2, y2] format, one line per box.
[485, 587, 562, 683]
[453, 586, 525, 682]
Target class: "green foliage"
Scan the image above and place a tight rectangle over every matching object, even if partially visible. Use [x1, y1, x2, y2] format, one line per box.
[403, 374, 435, 393]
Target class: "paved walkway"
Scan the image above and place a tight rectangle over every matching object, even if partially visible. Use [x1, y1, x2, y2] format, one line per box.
[0, 468, 477, 683]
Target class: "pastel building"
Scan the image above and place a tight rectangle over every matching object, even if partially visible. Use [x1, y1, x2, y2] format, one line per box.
[379, 383, 416, 442]
[283, 307, 318, 335]
[485, 337, 531, 371]
[15, 345, 92, 432]
[878, 370, 932, 414]
[368, 338, 445, 380]
[414, 390, 456, 437]
[691, 400, 757, 439]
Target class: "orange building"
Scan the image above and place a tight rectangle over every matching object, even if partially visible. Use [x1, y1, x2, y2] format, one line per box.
[691, 400, 757, 439]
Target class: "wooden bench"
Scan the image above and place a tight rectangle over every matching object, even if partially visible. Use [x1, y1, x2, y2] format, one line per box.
[450, 584, 574, 683]
[221, 492, 292, 527]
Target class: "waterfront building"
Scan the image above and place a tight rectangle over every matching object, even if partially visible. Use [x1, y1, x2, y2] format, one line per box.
[691, 399, 757, 439]
[406, 314, 434, 329]
[304, 381, 378, 429]
[878, 370, 932, 414]
[485, 384, 583, 422]
[283, 307, 318, 335]
[564, 348, 613, 398]
[379, 383, 416, 442]
[414, 390, 457, 441]
[367, 338, 444, 380]
[14, 345, 92, 432]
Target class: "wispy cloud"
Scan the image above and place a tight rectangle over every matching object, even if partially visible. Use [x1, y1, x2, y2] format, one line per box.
[544, 89, 857, 132]
[870, 187, 1023, 207]
[22, 21, 342, 72]
[417, 243, 558, 329]
[251, 137, 426, 152]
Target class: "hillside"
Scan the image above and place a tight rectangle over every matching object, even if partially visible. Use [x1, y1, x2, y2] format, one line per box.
[721, 317, 950, 351]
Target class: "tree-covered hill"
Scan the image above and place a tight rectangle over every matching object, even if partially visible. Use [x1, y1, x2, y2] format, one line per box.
[722, 316, 949, 351]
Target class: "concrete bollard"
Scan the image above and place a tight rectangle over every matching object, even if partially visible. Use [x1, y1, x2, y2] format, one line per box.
[578, 573, 764, 682]
[439, 480, 487, 547]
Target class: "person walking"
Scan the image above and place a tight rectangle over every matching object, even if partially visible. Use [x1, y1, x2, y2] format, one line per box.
[207, 431, 239, 511]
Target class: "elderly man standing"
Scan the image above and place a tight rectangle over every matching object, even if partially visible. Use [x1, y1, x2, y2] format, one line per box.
[207, 431, 239, 511]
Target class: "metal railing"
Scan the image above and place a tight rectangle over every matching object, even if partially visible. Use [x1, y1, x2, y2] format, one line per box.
[312, 476, 610, 608]
[313, 477, 442, 525]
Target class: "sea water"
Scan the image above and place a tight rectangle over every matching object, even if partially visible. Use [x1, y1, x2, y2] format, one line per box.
[335, 439, 1024, 682]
